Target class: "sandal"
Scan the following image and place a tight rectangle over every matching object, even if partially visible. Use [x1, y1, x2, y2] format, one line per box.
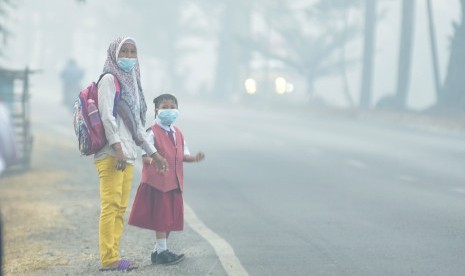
[99, 259, 138, 272]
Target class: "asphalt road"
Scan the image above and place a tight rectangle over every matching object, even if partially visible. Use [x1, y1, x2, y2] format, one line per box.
[29, 95, 465, 276]
[179, 100, 465, 276]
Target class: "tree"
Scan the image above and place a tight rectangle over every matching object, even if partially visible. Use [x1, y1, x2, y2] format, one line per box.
[313, 0, 362, 107]
[240, 0, 361, 102]
[426, 0, 441, 100]
[211, 0, 252, 99]
[0, 0, 13, 55]
[436, 0, 465, 112]
[360, 0, 377, 108]
[68, 0, 216, 94]
[113, 0, 213, 94]
[393, 0, 415, 109]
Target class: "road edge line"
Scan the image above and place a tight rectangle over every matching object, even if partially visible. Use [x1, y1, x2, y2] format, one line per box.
[184, 203, 249, 276]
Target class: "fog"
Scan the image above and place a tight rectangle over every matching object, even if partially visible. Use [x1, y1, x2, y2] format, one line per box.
[2, 2, 465, 275]
[0, 0, 460, 111]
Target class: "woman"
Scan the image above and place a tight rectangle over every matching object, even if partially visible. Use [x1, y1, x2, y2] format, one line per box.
[94, 37, 168, 272]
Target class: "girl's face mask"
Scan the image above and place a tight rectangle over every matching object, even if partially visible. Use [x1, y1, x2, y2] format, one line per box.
[157, 109, 179, 126]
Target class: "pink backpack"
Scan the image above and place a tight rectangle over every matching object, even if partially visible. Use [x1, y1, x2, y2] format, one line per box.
[73, 73, 120, 156]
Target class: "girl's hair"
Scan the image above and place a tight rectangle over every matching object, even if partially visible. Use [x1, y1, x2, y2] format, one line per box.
[153, 93, 178, 108]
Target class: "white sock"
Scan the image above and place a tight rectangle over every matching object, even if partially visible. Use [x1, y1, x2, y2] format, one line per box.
[153, 243, 157, 253]
[156, 238, 167, 253]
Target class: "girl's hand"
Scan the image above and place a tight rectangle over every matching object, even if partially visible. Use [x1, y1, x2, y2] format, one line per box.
[194, 151, 205, 162]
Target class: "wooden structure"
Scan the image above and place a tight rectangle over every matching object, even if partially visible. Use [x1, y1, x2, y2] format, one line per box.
[0, 67, 37, 172]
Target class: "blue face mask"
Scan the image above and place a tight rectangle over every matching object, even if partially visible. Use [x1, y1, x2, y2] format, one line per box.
[117, 58, 137, 73]
[157, 109, 179, 126]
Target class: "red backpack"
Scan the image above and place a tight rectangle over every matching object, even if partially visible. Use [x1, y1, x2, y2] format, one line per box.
[73, 73, 120, 156]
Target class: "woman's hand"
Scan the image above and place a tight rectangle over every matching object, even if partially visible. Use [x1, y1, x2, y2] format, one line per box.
[151, 152, 168, 172]
[112, 143, 127, 171]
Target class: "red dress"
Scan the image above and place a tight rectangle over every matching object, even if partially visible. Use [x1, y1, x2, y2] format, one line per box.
[128, 124, 185, 231]
[129, 184, 183, 231]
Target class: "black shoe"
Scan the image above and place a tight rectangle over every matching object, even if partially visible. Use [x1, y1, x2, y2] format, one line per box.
[151, 251, 157, 264]
[155, 250, 185, 265]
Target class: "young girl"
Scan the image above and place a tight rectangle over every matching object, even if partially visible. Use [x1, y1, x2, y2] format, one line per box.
[128, 93, 205, 265]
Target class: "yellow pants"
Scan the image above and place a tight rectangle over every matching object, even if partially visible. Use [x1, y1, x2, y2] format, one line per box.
[95, 156, 134, 266]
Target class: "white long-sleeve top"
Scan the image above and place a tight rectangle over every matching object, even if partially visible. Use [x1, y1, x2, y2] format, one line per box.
[94, 73, 156, 163]
[141, 120, 191, 156]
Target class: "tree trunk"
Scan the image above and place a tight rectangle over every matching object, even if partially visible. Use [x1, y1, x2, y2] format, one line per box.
[426, 0, 441, 100]
[341, 7, 354, 107]
[394, 0, 415, 109]
[306, 75, 316, 102]
[360, 0, 378, 109]
[162, 1, 182, 93]
[212, 1, 251, 100]
[437, 0, 465, 112]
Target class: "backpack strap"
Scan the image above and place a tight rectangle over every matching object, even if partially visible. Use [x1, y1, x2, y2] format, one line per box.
[96, 73, 121, 117]
[96, 73, 120, 93]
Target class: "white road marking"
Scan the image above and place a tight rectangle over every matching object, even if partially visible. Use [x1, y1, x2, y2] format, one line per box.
[184, 204, 249, 276]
